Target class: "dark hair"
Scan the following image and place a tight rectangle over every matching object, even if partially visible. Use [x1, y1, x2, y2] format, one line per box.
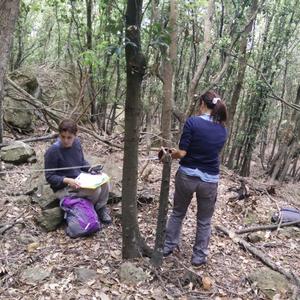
[58, 119, 78, 134]
[199, 90, 227, 125]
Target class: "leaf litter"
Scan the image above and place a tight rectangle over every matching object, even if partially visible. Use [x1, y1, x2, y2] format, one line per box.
[0, 134, 299, 299]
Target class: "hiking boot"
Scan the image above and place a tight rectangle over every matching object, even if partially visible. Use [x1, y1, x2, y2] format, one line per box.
[97, 206, 112, 224]
[163, 247, 173, 257]
[191, 256, 207, 267]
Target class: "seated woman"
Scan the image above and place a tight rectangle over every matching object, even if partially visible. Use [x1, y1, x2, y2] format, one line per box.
[44, 119, 111, 224]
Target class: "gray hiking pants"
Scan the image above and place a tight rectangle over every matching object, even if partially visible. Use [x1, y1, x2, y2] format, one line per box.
[165, 170, 218, 260]
[55, 182, 110, 209]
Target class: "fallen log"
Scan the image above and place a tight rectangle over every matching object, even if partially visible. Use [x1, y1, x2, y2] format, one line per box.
[215, 224, 300, 288]
[235, 220, 300, 234]
[0, 133, 58, 148]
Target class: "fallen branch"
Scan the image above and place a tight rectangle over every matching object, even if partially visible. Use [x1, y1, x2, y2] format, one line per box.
[0, 133, 58, 148]
[216, 224, 300, 288]
[0, 209, 27, 235]
[235, 220, 300, 234]
[0, 221, 23, 235]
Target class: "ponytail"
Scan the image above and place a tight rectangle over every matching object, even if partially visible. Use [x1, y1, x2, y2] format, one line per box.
[199, 90, 227, 125]
[211, 100, 227, 125]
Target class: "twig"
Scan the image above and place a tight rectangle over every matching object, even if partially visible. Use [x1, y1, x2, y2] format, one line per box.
[151, 266, 169, 293]
[0, 221, 23, 235]
[0, 209, 28, 235]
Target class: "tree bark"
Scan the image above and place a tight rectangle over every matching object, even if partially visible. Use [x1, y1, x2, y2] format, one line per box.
[0, 0, 20, 143]
[227, 0, 257, 131]
[85, 0, 96, 122]
[268, 86, 300, 182]
[185, 0, 214, 117]
[160, 0, 177, 148]
[151, 153, 172, 266]
[152, 0, 177, 267]
[122, 0, 151, 259]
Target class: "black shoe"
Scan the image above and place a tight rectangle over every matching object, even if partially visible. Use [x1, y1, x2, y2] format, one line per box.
[97, 206, 112, 224]
[163, 246, 174, 257]
[163, 248, 173, 257]
[191, 257, 207, 267]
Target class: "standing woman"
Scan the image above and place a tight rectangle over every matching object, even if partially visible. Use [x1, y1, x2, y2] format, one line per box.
[163, 90, 227, 266]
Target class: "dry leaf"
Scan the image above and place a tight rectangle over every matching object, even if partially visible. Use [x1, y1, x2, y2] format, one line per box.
[202, 276, 213, 290]
[27, 242, 39, 252]
[97, 291, 110, 300]
[78, 288, 92, 296]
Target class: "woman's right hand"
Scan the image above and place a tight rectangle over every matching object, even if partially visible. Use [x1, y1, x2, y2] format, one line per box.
[63, 177, 81, 189]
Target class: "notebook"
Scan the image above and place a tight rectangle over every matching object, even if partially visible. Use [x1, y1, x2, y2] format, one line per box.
[75, 172, 110, 189]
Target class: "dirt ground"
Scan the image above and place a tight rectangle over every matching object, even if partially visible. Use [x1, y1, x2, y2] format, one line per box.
[0, 133, 299, 300]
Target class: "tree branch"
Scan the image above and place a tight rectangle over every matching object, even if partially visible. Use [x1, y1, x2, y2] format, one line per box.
[235, 220, 300, 234]
[216, 224, 300, 288]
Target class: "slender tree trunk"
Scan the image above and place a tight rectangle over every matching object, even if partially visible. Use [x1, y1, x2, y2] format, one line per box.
[160, 0, 177, 147]
[13, 19, 23, 70]
[227, 0, 257, 131]
[268, 85, 300, 181]
[55, 2, 61, 61]
[151, 153, 172, 266]
[85, 0, 96, 122]
[122, 0, 151, 259]
[186, 0, 214, 116]
[0, 0, 20, 143]
[152, 0, 177, 267]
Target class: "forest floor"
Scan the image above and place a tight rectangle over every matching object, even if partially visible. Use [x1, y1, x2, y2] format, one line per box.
[0, 131, 299, 300]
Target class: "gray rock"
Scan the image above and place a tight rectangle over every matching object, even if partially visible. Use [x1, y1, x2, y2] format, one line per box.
[4, 97, 33, 131]
[75, 268, 98, 283]
[248, 268, 292, 299]
[32, 184, 59, 210]
[1, 141, 35, 164]
[37, 207, 63, 231]
[4, 71, 38, 131]
[119, 262, 148, 285]
[247, 231, 265, 243]
[278, 227, 300, 239]
[21, 266, 51, 283]
[16, 233, 38, 245]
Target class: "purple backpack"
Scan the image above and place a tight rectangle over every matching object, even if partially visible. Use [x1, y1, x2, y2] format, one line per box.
[60, 197, 101, 238]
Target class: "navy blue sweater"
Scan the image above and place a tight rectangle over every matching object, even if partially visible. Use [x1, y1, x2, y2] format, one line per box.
[44, 138, 90, 192]
[179, 116, 227, 175]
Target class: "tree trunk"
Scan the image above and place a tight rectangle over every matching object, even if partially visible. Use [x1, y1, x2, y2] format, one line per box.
[151, 154, 172, 266]
[227, 0, 257, 131]
[0, 0, 20, 143]
[152, 0, 177, 267]
[268, 85, 300, 181]
[185, 0, 214, 117]
[85, 0, 96, 122]
[161, 0, 177, 148]
[122, 0, 151, 259]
